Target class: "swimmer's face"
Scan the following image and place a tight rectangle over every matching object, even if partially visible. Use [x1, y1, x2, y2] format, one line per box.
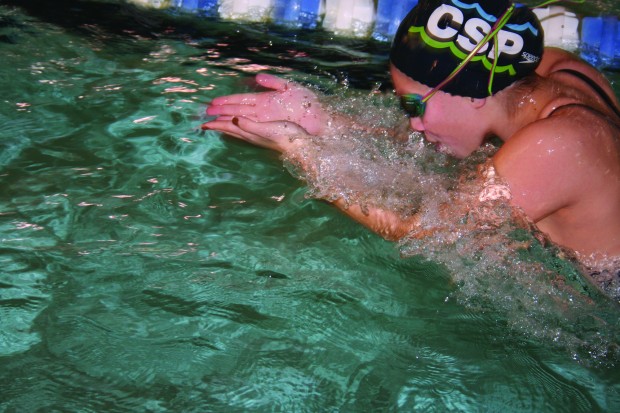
[390, 64, 487, 159]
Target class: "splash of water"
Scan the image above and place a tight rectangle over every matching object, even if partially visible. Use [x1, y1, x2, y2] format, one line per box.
[281, 82, 619, 365]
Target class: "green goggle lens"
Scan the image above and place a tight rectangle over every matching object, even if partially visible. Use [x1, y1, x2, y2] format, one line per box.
[400, 94, 426, 118]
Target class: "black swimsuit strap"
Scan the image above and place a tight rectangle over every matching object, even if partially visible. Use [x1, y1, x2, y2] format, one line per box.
[556, 68, 620, 119]
[547, 102, 620, 130]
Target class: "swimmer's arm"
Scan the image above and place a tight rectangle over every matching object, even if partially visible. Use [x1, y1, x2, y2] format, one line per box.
[202, 116, 422, 240]
[203, 73, 407, 143]
[204, 115, 508, 243]
[213, 116, 535, 245]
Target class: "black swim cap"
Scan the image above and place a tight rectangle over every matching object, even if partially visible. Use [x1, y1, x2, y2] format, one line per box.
[390, 0, 544, 98]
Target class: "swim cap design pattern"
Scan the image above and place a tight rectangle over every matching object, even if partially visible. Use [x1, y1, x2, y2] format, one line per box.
[390, 0, 544, 98]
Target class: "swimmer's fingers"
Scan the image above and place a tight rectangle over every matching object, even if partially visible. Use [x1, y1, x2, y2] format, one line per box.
[202, 117, 308, 152]
[235, 117, 309, 145]
[206, 102, 263, 119]
[209, 92, 262, 107]
[232, 117, 309, 152]
[208, 90, 294, 118]
[208, 75, 297, 107]
[255, 73, 293, 92]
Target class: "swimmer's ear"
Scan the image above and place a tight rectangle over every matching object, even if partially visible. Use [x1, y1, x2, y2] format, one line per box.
[468, 97, 487, 109]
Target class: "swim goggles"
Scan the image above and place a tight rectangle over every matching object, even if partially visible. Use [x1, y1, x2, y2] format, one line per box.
[400, 3, 517, 118]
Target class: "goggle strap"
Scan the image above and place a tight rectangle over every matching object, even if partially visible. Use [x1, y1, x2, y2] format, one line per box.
[533, 0, 584, 8]
[421, 3, 516, 102]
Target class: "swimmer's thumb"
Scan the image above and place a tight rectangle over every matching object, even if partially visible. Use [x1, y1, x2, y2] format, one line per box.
[255, 73, 289, 91]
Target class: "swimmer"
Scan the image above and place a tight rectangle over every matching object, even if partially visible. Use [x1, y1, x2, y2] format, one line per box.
[202, 0, 620, 297]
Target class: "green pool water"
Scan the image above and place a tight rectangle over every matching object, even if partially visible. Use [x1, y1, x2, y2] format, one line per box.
[1, 1, 619, 411]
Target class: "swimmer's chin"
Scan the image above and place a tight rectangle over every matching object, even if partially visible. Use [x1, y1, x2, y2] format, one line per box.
[422, 136, 462, 158]
[434, 143, 459, 158]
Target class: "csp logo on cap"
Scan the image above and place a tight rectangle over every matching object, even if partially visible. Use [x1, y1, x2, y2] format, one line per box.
[425, 3, 524, 60]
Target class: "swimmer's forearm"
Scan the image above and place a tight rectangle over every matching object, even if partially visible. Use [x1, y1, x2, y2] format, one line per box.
[327, 113, 408, 142]
[332, 199, 419, 241]
[334, 197, 459, 242]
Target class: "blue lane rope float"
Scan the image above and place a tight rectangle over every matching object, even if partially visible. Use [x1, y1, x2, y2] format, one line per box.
[129, 0, 618, 70]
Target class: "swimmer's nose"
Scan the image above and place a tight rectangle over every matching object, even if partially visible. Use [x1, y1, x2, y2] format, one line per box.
[409, 116, 425, 132]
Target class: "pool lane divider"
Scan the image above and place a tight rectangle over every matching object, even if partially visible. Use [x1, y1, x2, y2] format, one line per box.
[127, 0, 620, 69]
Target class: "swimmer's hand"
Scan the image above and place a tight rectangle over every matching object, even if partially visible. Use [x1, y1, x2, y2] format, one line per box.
[203, 73, 328, 138]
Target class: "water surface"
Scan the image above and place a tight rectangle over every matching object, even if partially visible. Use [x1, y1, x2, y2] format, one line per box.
[0, 1, 619, 411]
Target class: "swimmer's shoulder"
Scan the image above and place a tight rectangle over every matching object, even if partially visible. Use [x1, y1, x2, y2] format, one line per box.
[493, 113, 620, 220]
[537, 47, 603, 81]
[501, 108, 617, 163]
[536, 47, 581, 74]
[537, 47, 620, 109]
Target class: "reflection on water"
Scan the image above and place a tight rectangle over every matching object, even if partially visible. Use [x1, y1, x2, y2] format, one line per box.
[0, 1, 619, 412]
